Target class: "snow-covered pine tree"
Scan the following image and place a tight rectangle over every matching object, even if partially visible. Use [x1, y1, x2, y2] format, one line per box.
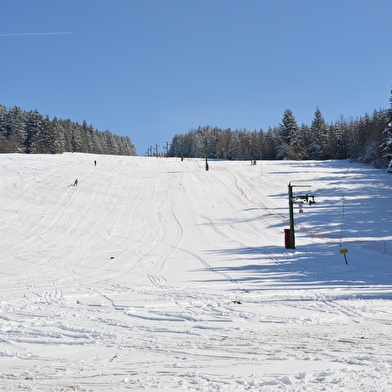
[25, 109, 43, 153]
[308, 107, 327, 160]
[382, 88, 392, 172]
[227, 131, 242, 160]
[278, 109, 300, 159]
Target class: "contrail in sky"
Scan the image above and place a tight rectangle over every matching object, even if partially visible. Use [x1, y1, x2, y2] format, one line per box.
[0, 32, 73, 37]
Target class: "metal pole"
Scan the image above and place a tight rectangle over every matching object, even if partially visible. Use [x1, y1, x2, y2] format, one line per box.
[288, 182, 295, 249]
[205, 138, 209, 171]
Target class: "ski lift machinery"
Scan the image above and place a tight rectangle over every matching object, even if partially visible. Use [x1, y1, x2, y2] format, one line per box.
[286, 182, 316, 249]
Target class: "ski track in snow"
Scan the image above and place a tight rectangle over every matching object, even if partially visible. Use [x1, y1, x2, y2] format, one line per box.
[0, 153, 391, 391]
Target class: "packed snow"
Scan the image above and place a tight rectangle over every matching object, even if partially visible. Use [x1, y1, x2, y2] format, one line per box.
[0, 153, 391, 391]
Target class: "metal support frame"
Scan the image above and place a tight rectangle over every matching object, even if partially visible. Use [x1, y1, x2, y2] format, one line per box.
[288, 182, 315, 249]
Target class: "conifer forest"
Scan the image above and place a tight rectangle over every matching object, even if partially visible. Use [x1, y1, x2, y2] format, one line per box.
[0, 105, 136, 156]
[1, 88, 392, 172]
[169, 96, 392, 171]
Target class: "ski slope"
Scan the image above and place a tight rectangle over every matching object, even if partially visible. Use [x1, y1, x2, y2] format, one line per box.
[0, 153, 391, 391]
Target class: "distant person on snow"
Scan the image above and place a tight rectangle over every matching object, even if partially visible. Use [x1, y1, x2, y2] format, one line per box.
[94, 160, 96, 166]
[73, 179, 78, 186]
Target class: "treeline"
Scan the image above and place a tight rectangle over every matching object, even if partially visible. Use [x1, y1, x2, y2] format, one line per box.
[0, 105, 136, 156]
[169, 106, 392, 169]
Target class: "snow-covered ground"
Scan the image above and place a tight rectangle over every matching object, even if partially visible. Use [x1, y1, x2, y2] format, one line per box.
[0, 153, 391, 391]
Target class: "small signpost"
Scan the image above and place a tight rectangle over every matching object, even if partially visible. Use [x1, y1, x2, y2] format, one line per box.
[339, 247, 349, 265]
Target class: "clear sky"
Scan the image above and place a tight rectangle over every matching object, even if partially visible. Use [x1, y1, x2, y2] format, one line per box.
[1, 0, 391, 155]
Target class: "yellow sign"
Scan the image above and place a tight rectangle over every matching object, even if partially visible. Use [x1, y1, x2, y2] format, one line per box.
[339, 248, 348, 254]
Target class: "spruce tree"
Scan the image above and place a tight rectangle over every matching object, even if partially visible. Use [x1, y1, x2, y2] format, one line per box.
[382, 88, 392, 172]
[278, 109, 299, 159]
[308, 107, 327, 159]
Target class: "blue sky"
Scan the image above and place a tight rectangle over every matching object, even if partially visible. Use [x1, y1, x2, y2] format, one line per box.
[1, 0, 391, 155]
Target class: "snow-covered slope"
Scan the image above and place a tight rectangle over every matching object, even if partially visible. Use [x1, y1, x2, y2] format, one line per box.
[0, 153, 391, 391]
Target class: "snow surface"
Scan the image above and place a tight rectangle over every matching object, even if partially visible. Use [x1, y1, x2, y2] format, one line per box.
[0, 153, 391, 391]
